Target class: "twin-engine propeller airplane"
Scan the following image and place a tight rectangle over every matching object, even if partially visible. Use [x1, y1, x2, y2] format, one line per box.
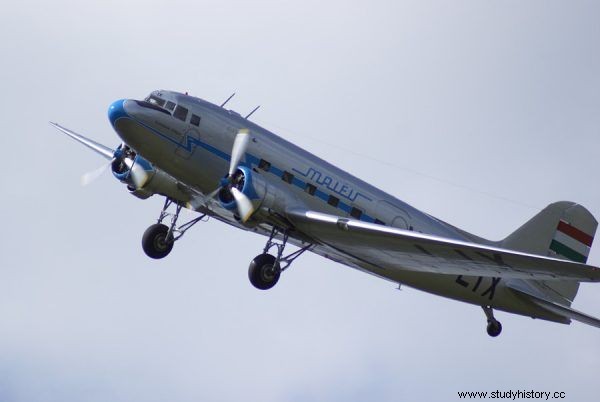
[52, 90, 600, 337]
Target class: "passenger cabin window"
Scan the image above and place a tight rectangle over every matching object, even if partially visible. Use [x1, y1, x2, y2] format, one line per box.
[328, 195, 339, 207]
[282, 171, 294, 184]
[190, 114, 201, 126]
[305, 183, 316, 195]
[350, 207, 362, 219]
[258, 159, 271, 171]
[165, 101, 176, 111]
[174, 105, 188, 121]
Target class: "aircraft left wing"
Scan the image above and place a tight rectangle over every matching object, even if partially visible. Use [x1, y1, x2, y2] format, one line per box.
[286, 209, 600, 282]
[50, 122, 115, 160]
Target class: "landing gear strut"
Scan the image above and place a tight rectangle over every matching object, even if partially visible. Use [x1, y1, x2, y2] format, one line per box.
[142, 198, 207, 259]
[482, 306, 502, 337]
[248, 227, 312, 290]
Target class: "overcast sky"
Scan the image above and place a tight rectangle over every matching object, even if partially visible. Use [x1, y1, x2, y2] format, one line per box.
[1, 1, 599, 401]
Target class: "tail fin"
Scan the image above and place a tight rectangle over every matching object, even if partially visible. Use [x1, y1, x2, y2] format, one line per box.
[502, 201, 597, 304]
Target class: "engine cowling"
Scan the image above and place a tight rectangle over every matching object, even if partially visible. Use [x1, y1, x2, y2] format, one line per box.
[111, 145, 189, 202]
[216, 165, 303, 223]
[218, 166, 267, 218]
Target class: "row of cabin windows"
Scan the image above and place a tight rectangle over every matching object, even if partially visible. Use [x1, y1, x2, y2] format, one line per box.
[147, 95, 201, 127]
[258, 158, 386, 226]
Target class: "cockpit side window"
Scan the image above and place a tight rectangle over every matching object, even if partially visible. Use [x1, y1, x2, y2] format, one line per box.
[165, 101, 176, 111]
[173, 105, 189, 121]
[190, 114, 201, 126]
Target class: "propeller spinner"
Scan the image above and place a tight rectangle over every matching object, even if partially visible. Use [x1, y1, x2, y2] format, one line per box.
[208, 129, 256, 222]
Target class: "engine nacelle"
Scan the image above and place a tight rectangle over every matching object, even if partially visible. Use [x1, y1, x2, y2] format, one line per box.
[217, 166, 302, 223]
[127, 185, 153, 200]
[218, 166, 267, 213]
[111, 145, 190, 202]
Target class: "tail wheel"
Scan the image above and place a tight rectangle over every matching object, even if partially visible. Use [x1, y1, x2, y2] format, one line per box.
[142, 223, 174, 259]
[486, 320, 502, 337]
[249, 254, 281, 290]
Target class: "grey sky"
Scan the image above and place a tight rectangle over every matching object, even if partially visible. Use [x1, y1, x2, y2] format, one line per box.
[1, 1, 599, 401]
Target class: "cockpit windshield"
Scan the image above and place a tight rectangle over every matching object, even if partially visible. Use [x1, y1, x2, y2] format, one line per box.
[135, 100, 171, 115]
[140, 92, 183, 118]
[145, 94, 166, 107]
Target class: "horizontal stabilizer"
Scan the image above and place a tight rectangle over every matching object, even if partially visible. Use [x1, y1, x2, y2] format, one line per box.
[507, 281, 600, 329]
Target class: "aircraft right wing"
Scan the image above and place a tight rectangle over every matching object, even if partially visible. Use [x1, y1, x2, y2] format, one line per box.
[286, 209, 600, 282]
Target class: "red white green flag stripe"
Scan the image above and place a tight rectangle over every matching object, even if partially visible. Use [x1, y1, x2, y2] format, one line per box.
[549, 220, 594, 263]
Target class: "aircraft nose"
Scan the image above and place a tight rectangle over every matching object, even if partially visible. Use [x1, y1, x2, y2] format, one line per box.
[108, 99, 130, 126]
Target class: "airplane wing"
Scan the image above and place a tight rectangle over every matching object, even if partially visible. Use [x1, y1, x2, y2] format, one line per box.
[285, 209, 600, 282]
[50, 122, 114, 160]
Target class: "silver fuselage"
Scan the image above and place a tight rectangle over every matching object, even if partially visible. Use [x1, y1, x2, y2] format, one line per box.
[110, 90, 562, 323]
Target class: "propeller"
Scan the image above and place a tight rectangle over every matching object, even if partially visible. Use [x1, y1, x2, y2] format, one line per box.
[81, 161, 112, 186]
[79, 144, 137, 186]
[207, 129, 255, 222]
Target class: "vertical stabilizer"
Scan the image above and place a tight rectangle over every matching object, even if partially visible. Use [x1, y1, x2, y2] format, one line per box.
[502, 201, 597, 304]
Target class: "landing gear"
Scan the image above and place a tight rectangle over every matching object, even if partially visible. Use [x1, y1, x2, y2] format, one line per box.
[248, 227, 312, 290]
[142, 198, 207, 259]
[482, 306, 502, 337]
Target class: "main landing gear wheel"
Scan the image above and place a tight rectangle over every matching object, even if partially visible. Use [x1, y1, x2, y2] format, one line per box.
[248, 254, 281, 290]
[142, 223, 174, 259]
[141, 198, 207, 260]
[247, 226, 312, 290]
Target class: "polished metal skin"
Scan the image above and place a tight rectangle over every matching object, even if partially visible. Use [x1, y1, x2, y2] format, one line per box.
[53, 90, 600, 335]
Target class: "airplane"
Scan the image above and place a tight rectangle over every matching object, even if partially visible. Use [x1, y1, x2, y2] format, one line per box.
[51, 90, 600, 337]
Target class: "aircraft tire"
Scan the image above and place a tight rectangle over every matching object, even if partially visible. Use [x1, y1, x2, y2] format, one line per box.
[248, 254, 281, 290]
[142, 223, 174, 259]
[486, 320, 502, 337]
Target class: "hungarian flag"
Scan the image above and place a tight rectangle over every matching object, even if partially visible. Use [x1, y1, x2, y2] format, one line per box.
[550, 220, 594, 263]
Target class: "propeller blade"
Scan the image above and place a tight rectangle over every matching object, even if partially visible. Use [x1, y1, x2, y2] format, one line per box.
[231, 187, 254, 223]
[228, 129, 250, 176]
[81, 160, 112, 186]
[127, 157, 150, 189]
[206, 186, 222, 200]
[198, 185, 223, 210]
[187, 195, 208, 211]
